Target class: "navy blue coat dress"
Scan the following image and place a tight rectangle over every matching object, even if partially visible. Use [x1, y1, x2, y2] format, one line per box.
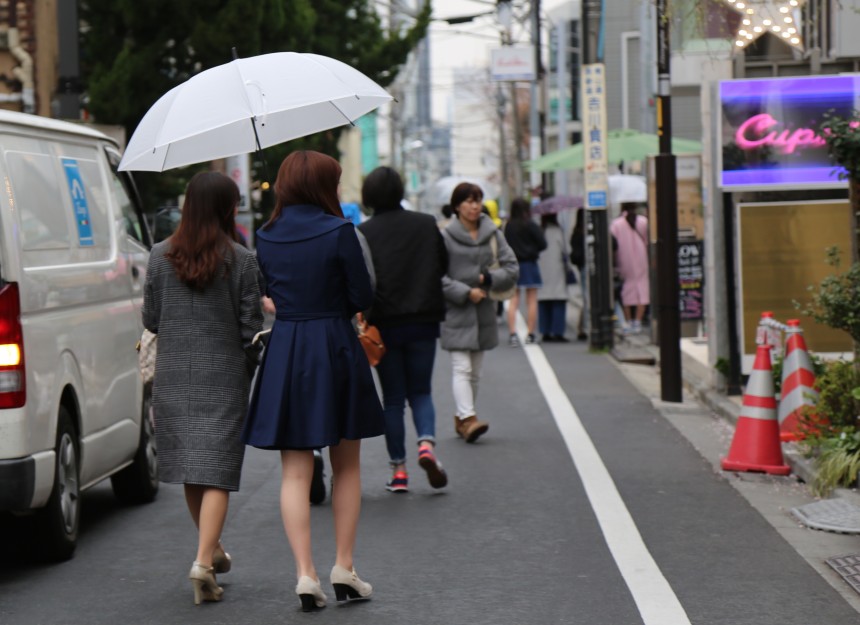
[242, 204, 384, 450]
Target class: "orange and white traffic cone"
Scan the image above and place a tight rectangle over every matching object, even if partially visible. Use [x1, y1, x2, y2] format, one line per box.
[778, 319, 818, 441]
[721, 344, 790, 475]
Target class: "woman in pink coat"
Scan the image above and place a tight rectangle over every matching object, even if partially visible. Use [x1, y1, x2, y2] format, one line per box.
[610, 203, 649, 333]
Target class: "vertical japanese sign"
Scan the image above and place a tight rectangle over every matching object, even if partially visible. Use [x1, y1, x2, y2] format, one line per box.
[61, 158, 93, 246]
[582, 64, 609, 210]
[678, 240, 704, 320]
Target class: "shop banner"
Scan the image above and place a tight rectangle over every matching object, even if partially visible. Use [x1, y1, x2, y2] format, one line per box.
[719, 75, 860, 189]
[582, 64, 609, 210]
[678, 240, 703, 321]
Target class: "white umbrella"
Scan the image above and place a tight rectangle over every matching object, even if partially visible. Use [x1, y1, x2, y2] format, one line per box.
[428, 175, 497, 209]
[118, 52, 392, 172]
[608, 174, 647, 205]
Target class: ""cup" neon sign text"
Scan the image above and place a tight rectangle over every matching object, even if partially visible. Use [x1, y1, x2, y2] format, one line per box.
[735, 113, 826, 155]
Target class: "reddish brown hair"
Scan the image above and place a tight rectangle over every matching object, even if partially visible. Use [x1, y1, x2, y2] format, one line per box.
[264, 150, 344, 228]
[166, 171, 239, 290]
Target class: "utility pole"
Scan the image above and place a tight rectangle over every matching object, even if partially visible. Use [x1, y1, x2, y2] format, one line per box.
[555, 19, 568, 198]
[497, 85, 510, 214]
[582, 0, 614, 350]
[655, 0, 682, 401]
[529, 0, 544, 192]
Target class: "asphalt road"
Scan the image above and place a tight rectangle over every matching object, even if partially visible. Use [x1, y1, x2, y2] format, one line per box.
[1, 322, 858, 625]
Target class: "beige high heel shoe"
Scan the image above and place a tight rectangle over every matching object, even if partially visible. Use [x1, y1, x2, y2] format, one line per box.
[212, 544, 232, 574]
[330, 564, 372, 602]
[189, 561, 224, 605]
[296, 576, 327, 611]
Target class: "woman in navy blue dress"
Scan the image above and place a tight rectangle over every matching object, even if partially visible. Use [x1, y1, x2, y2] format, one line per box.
[243, 151, 383, 611]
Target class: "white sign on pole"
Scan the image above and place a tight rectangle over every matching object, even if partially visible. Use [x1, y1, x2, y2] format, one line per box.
[490, 47, 536, 81]
[582, 64, 609, 211]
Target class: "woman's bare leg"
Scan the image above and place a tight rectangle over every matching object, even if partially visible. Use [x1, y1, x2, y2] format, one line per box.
[329, 439, 362, 571]
[185, 484, 229, 567]
[507, 289, 520, 335]
[525, 288, 539, 335]
[280, 450, 317, 579]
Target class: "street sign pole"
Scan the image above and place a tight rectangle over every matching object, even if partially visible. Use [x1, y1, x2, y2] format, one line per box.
[582, 63, 614, 351]
[655, 0, 682, 401]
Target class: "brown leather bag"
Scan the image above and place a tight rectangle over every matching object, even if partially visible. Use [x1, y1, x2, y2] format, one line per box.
[356, 312, 385, 366]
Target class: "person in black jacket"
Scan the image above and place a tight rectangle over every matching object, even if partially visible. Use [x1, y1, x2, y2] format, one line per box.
[504, 198, 547, 345]
[358, 167, 449, 493]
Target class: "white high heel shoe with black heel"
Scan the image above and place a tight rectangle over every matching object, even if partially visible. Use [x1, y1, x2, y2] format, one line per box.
[330, 564, 372, 602]
[296, 576, 327, 611]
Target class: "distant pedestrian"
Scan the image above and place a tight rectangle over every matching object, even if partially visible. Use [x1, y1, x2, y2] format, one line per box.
[242, 151, 384, 612]
[610, 203, 650, 333]
[537, 213, 575, 342]
[142, 171, 264, 606]
[358, 166, 449, 493]
[569, 209, 588, 341]
[504, 198, 547, 345]
[441, 182, 518, 443]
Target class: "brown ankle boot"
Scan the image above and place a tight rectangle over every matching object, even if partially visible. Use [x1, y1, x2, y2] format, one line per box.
[454, 416, 489, 443]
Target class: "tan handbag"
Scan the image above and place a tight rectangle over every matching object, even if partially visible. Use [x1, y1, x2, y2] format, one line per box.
[488, 232, 516, 301]
[356, 313, 385, 366]
[136, 329, 157, 384]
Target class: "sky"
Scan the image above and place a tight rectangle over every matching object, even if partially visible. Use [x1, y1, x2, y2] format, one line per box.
[428, 0, 568, 122]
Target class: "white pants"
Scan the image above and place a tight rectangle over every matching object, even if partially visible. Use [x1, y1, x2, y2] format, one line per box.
[450, 350, 484, 418]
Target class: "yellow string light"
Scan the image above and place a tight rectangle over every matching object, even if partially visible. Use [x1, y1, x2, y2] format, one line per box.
[723, 0, 806, 50]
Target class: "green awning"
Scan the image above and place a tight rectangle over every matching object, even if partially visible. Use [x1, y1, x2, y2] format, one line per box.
[526, 128, 703, 172]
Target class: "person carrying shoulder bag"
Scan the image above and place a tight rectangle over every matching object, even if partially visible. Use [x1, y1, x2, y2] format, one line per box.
[441, 183, 518, 444]
[357, 167, 449, 493]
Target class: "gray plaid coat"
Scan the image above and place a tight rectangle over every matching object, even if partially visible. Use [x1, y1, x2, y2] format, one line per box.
[142, 240, 263, 491]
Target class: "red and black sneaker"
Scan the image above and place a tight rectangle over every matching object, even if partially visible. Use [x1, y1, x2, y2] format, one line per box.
[385, 470, 409, 493]
[418, 447, 448, 489]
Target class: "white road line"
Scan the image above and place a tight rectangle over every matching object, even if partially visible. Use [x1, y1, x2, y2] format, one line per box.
[514, 317, 692, 625]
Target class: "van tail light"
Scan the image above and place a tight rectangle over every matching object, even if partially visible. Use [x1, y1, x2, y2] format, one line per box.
[0, 282, 25, 408]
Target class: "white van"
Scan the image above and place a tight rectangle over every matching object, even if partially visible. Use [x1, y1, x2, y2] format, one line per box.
[0, 110, 157, 560]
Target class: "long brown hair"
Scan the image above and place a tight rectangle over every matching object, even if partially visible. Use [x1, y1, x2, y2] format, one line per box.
[166, 171, 239, 290]
[264, 150, 344, 228]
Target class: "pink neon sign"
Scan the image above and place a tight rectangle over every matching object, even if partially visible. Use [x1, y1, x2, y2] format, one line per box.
[735, 113, 826, 155]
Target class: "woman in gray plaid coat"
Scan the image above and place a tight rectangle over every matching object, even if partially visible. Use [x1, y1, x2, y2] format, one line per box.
[142, 172, 263, 605]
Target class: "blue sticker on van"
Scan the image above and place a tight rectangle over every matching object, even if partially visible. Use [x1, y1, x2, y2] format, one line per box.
[61, 158, 93, 246]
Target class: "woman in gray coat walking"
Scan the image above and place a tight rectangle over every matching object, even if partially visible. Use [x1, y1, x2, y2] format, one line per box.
[537, 213, 576, 342]
[142, 172, 263, 605]
[441, 183, 518, 442]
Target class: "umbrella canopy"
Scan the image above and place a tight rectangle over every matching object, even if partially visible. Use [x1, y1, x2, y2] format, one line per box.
[526, 129, 702, 173]
[532, 195, 583, 215]
[427, 175, 497, 209]
[608, 174, 647, 204]
[118, 52, 392, 172]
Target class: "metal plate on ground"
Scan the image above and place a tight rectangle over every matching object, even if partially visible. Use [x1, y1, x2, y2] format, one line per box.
[610, 346, 656, 365]
[825, 554, 860, 595]
[791, 499, 860, 534]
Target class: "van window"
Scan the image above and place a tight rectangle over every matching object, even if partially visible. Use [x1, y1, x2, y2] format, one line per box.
[104, 151, 146, 245]
[7, 152, 70, 251]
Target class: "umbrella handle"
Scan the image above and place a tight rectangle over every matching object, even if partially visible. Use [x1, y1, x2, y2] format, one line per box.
[245, 80, 268, 127]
